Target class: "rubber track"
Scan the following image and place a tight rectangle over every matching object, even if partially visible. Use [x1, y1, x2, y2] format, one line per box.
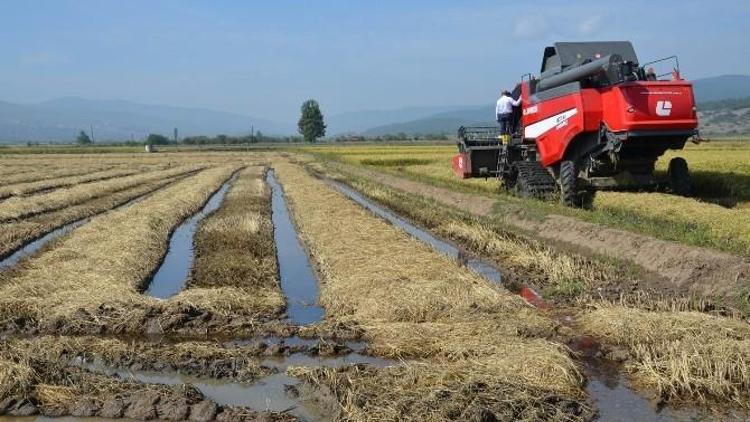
[516, 161, 557, 199]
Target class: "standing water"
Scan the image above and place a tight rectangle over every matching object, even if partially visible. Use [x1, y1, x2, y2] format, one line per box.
[267, 171, 325, 325]
[0, 219, 88, 269]
[331, 180, 746, 421]
[145, 174, 237, 299]
[330, 181, 503, 284]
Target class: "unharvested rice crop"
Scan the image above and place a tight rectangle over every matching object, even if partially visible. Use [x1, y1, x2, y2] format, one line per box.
[273, 160, 590, 421]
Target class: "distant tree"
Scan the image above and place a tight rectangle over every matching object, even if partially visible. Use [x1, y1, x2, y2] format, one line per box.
[297, 99, 326, 143]
[146, 133, 171, 145]
[76, 130, 92, 145]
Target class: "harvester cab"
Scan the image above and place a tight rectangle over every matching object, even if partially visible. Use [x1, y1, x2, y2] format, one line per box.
[453, 41, 699, 207]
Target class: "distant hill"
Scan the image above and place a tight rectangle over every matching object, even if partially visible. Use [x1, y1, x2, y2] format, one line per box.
[693, 75, 750, 102]
[697, 97, 750, 136]
[362, 106, 490, 136]
[0, 97, 290, 144]
[360, 75, 750, 136]
[326, 105, 471, 135]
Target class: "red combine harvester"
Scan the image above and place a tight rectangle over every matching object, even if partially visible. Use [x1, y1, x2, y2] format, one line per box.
[452, 41, 700, 206]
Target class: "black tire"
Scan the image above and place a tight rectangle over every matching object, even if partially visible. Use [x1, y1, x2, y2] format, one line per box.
[513, 161, 556, 200]
[515, 173, 533, 198]
[668, 157, 692, 196]
[501, 168, 517, 191]
[559, 160, 582, 207]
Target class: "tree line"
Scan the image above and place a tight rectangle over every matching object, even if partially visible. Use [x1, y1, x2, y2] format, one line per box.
[70, 99, 450, 146]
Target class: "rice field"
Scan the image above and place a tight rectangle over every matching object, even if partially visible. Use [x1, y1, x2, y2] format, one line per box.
[305, 140, 750, 258]
[0, 149, 748, 420]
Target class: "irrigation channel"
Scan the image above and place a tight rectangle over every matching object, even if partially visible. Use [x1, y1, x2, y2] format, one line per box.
[0, 169, 726, 421]
[267, 171, 325, 325]
[327, 179, 723, 421]
[145, 173, 238, 299]
[11, 169, 394, 421]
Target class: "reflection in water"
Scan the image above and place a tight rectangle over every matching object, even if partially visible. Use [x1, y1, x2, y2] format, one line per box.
[145, 174, 237, 299]
[267, 171, 325, 325]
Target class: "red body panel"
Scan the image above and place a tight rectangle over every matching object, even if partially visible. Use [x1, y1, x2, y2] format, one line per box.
[520, 80, 698, 168]
[452, 152, 471, 179]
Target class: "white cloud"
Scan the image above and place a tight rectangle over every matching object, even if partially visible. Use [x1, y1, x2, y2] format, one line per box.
[577, 15, 603, 36]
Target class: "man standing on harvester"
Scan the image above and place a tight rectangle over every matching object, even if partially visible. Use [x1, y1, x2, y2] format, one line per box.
[495, 90, 521, 143]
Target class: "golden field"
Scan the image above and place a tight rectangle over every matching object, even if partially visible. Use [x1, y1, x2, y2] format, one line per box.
[305, 140, 750, 257]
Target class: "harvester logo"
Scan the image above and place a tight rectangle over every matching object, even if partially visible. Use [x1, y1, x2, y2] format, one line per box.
[656, 100, 672, 117]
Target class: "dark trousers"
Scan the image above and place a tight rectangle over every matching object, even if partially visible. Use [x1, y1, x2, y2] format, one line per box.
[497, 113, 512, 135]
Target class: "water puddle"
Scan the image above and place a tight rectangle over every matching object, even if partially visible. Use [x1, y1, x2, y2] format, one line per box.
[145, 175, 237, 299]
[331, 181, 745, 421]
[570, 336, 739, 421]
[267, 171, 325, 325]
[585, 361, 713, 421]
[72, 349, 395, 422]
[330, 181, 502, 284]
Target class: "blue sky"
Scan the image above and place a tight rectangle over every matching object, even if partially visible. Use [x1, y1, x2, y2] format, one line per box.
[1, 0, 748, 122]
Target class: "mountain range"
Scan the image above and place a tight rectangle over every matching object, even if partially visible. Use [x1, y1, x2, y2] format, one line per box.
[0, 98, 291, 143]
[0, 75, 748, 143]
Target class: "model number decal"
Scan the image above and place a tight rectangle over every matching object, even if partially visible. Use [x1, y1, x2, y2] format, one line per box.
[524, 108, 578, 139]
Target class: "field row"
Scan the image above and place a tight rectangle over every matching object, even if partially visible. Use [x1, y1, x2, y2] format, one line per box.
[0, 153, 748, 420]
[0, 160, 298, 419]
[305, 141, 750, 258]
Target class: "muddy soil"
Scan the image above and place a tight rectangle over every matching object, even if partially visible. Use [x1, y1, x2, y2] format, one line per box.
[332, 162, 750, 302]
[0, 361, 296, 421]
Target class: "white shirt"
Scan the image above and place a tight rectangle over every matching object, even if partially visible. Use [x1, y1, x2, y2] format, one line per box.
[495, 95, 522, 115]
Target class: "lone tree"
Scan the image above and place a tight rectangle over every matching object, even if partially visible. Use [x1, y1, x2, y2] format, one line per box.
[298, 99, 326, 143]
[146, 133, 171, 145]
[76, 130, 92, 145]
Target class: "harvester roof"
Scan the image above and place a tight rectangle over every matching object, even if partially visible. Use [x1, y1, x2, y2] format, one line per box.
[541, 41, 638, 76]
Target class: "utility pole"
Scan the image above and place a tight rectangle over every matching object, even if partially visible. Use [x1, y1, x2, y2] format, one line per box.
[173, 127, 179, 143]
[90, 125, 95, 143]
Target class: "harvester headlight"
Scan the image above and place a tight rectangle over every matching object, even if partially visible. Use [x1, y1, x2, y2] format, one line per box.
[626, 106, 635, 113]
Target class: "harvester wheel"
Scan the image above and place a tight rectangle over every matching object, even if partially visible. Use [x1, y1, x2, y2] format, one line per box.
[668, 157, 692, 195]
[513, 161, 556, 200]
[559, 160, 582, 207]
[501, 168, 517, 190]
